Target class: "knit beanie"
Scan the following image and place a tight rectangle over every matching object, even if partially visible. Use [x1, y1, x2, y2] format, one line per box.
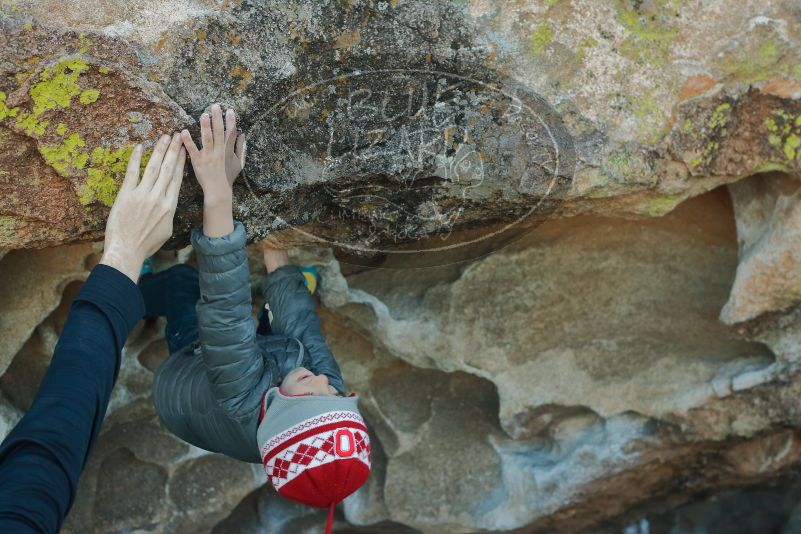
[257, 387, 371, 533]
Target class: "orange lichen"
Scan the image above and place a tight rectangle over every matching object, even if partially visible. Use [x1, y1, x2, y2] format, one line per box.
[230, 65, 253, 93]
[678, 74, 717, 102]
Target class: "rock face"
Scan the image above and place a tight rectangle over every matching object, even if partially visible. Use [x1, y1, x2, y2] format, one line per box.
[0, 19, 193, 248]
[4, 0, 801, 258]
[3, 0, 801, 533]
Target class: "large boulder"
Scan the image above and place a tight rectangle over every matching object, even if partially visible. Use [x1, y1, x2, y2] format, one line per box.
[3, 0, 801, 533]
[2, 0, 801, 260]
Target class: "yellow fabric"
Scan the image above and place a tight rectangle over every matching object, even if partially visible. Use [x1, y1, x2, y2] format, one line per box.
[302, 271, 317, 294]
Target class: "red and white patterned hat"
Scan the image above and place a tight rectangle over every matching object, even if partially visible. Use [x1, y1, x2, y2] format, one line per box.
[257, 387, 371, 533]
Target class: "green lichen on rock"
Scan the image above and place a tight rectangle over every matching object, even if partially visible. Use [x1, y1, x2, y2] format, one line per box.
[707, 103, 731, 130]
[530, 24, 553, 56]
[600, 147, 651, 185]
[79, 145, 150, 207]
[682, 100, 735, 169]
[616, 0, 681, 67]
[575, 36, 598, 60]
[14, 111, 48, 136]
[644, 194, 683, 217]
[79, 88, 100, 104]
[633, 95, 669, 144]
[79, 145, 132, 206]
[724, 36, 783, 84]
[602, 150, 635, 181]
[98, 66, 111, 75]
[77, 32, 91, 54]
[784, 134, 801, 160]
[81, 167, 119, 207]
[0, 92, 20, 121]
[30, 58, 90, 115]
[9, 58, 100, 138]
[764, 109, 801, 164]
[39, 133, 89, 176]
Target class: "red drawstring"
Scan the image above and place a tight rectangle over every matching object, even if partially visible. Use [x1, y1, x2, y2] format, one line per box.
[325, 502, 335, 534]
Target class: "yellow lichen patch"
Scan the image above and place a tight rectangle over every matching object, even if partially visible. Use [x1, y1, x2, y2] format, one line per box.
[530, 24, 553, 56]
[55, 122, 67, 135]
[77, 32, 91, 54]
[30, 58, 90, 115]
[707, 103, 731, 129]
[575, 36, 598, 61]
[81, 167, 119, 206]
[616, 0, 681, 67]
[39, 133, 89, 176]
[98, 66, 111, 75]
[763, 109, 801, 164]
[79, 88, 100, 104]
[724, 37, 782, 84]
[14, 111, 48, 136]
[645, 194, 683, 217]
[79, 145, 131, 206]
[79, 145, 150, 207]
[784, 134, 801, 161]
[633, 96, 669, 145]
[0, 91, 21, 121]
[9, 58, 100, 138]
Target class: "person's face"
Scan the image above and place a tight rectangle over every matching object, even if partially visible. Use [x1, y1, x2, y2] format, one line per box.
[281, 367, 339, 396]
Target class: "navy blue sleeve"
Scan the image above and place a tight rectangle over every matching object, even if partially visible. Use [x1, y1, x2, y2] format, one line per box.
[0, 263, 144, 533]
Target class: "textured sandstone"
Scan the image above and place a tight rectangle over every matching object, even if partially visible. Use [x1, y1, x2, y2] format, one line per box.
[0, 242, 95, 376]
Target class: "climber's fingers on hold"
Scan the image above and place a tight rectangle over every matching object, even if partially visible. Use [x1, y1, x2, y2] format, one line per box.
[139, 134, 171, 191]
[200, 112, 213, 150]
[235, 132, 246, 162]
[166, 147, 186, 209]
[224, 108, 237, 153]
[180, 130, 200, 160]
[122, 144, 143, 192]
[211, 103, 225, 149]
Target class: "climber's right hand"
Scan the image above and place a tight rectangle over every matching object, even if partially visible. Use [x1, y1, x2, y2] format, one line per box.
[181, 103, 245, 238]
[99, 133, 186, 283]
[180, 103, 246, 201]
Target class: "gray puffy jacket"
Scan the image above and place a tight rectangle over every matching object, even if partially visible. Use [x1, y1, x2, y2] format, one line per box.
[152, 220, 346, 463]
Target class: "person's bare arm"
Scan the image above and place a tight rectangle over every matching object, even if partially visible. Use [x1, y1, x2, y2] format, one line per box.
[0, 133, 185, 533]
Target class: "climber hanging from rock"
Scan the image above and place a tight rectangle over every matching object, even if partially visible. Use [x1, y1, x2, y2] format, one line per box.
[144, 103, 371, 534]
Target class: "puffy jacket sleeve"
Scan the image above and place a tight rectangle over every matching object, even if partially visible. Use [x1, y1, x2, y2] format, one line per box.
[191, 220, 263, 418]
[262, 265, 346, 395]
